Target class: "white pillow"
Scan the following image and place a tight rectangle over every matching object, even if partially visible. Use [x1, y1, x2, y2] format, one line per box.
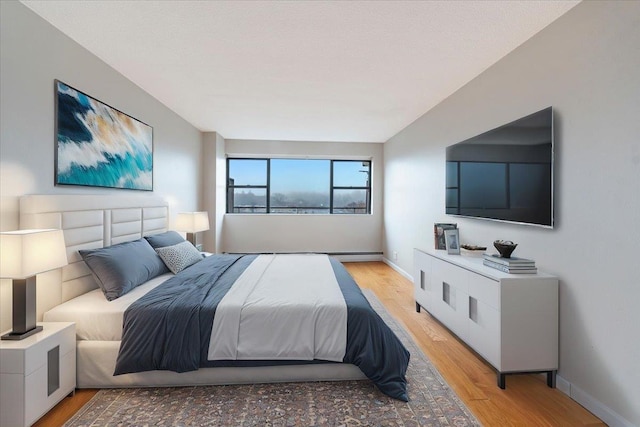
[155, 241, 203, 274]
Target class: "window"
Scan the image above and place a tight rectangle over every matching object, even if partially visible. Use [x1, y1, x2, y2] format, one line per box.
[227, 158, 371, 214]
[227, 159, 268, 213]
[331, 160, 370, 214]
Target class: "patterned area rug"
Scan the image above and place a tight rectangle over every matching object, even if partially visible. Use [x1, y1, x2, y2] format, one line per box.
[65, 291, 480, 426]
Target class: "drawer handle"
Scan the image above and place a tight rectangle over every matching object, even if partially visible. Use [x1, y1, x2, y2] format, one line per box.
[442, 282, 451, 307]
[469, 297, 478, 323]
[48, 345, 60, 396]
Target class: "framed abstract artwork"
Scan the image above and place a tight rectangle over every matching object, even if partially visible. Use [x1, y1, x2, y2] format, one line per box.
[55, 80, 153, 191]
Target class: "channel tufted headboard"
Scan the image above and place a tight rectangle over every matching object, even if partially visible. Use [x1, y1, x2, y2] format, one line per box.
[19, 195, 169, 320]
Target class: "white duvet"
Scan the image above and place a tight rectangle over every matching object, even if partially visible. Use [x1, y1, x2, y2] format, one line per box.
[208, 254, 348, 362]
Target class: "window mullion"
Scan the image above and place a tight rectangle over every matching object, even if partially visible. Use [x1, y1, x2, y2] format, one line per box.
[330, 160, 334, 214]
[266, 159, 271, 213]
[226, 157, 231, 213]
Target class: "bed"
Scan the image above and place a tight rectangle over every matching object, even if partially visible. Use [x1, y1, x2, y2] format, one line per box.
[21, 195, 409, 401]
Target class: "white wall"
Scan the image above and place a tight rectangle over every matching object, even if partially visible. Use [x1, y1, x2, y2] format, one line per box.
[384, 2, 639, 426]
[224, 139, 383, 255]
[214, 134, 227, 253]
[0, 2, 202, 332]
[202, 132, 226, 253]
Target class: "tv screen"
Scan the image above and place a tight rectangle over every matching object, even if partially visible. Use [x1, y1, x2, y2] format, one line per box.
[446, 107, 554, 228]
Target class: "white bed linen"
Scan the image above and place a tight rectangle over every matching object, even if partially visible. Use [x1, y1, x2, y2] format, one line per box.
[43, 273, 173, 341]
[208, 254, 347, 362]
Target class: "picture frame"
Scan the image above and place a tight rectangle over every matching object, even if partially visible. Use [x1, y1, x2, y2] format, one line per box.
[434, 223, 457, 250]
[55, 80, 153, 191]
[444, 229, 461, 255]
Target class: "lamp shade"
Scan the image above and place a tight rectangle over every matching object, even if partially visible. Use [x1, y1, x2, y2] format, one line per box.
[175, 212, 210, 233]
[0, 229, 68, 279]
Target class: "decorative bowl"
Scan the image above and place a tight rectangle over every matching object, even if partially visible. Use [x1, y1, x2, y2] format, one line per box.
[493, 240, 517, 258]
[460, 245, 487, 257]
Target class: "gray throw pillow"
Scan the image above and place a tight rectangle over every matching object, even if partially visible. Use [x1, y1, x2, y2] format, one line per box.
[79, 238, 168, 301]
[144, 231, 185, 249]
[155, 241, 203, 274]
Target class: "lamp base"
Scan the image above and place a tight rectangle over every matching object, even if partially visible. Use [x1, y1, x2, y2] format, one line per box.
[3, 277, 39, 341]
[1, 325, 43, 340]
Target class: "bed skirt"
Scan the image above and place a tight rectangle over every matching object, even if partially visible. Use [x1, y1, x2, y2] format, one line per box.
[76, 341, 367, 388]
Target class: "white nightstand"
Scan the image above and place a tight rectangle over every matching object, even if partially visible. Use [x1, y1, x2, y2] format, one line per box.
[1, 322, 76, 427]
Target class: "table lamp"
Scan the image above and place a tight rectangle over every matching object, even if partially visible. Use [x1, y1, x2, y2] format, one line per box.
[175, 212, 210, 246]
[0, 229, 67, 340]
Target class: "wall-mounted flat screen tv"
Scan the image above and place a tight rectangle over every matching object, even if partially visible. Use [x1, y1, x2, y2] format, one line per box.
[446, 107, 554, 228]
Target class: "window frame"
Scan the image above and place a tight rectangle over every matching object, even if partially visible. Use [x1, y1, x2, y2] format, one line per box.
[226, 157, 372, 215]
[330, 159, 371, 214]
[226, 158, 270, 213]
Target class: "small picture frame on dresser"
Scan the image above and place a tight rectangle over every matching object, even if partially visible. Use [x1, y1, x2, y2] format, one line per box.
[434, 223, 457, 249]
[444, 229, 460, 255]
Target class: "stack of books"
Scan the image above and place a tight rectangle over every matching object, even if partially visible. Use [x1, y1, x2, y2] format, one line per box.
[483, 253, 537, 274]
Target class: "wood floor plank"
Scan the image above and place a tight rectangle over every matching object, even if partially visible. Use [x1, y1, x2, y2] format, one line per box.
[34, 261, 605, 426]
[33, 389, 96, 427]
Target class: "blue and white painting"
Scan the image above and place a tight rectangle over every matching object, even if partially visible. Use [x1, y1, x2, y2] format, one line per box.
[55, 81, 153, 190]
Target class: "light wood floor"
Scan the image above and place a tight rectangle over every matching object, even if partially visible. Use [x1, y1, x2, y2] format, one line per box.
[35, 262, 605, 427]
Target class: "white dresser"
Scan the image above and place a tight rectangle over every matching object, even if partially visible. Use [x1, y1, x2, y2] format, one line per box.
[0, 322, 76, 427]
[414, 248, 558, 388]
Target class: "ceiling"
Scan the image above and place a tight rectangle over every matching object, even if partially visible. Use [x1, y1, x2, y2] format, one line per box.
[22, 1, 579, 143]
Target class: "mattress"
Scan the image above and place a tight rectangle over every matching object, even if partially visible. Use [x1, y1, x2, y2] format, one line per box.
[43, 273, 172, 341]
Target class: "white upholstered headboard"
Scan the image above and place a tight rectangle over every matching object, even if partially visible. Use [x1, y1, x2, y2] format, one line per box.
[19, 195, 169, 320]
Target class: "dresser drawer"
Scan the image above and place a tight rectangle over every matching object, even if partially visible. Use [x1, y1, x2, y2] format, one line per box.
[432, 258, 468, 294]
[1, 324, 75, 376]
[0, 322, 76, 427]
[414, 249, 433, 312]
[24, 349, 76, 426]
[25, 326, 75, 376]
[431, 269, 469, 342]
[468, 298, 501, 368]
[468, 273, 500, 311]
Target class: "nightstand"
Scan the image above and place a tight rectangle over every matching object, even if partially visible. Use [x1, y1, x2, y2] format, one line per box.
[1, 322, 76, 427]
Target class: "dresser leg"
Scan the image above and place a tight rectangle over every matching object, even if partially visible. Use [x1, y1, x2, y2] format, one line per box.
[498, 373, 506, 389]
[547, 370, 556, 388]
[415, 302, 421, 313]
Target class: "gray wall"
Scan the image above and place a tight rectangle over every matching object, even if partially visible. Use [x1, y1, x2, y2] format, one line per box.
[0, 2, 203, 331]
[383, 2, 639, 425]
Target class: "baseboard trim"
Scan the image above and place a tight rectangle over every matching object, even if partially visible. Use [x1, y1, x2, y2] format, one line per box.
[556, 375, 635, 427]
[332, 254, 383, 262]
[382, 258, 413, 281]
[225, 252, 383, 263]
[555, 374, 571, 395]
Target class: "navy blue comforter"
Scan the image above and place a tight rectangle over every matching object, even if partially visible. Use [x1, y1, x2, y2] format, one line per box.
[114, 255, 410, 401]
